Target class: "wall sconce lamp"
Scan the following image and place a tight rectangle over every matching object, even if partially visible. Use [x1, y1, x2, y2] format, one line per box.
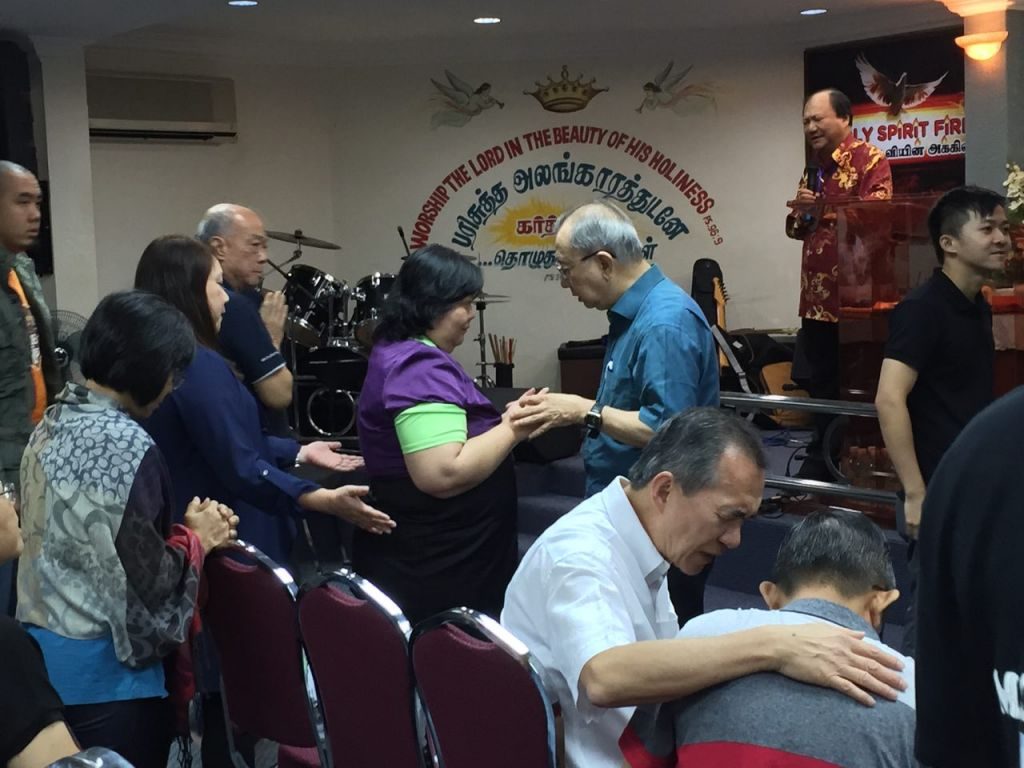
[939, 0, 1012, 59]
[955, 30, 1009, 59]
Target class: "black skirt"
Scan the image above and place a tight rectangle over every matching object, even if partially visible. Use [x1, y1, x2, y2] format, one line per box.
[352, 456, 518, 626]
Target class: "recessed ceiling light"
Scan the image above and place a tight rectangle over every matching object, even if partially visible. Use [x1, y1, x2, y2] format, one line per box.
[473, 17, 501, 24]
[228, 0, 258, 6]
[800, 8, 828, 14]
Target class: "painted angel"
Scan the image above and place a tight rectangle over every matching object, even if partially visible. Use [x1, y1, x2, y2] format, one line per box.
[636, 61, 717, 115]
[430, 70, 504, 128]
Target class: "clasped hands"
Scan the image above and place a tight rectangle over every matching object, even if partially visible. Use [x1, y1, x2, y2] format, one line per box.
[185, 496, 240, 553]
[505, 388, 593, 441]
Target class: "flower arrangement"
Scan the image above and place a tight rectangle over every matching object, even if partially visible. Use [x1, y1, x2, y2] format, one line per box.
[1003, 163, 1024, 282]
[1005, 163, 1024, 222]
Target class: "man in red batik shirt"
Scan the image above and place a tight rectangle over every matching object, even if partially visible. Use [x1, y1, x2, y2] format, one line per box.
[785, 88, 892, 478]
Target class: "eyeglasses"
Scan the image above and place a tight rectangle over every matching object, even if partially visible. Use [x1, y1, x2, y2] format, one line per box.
[555, 249, 611, 281]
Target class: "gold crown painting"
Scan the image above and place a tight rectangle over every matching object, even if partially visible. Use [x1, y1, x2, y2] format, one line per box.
[524, 65, 608, 113]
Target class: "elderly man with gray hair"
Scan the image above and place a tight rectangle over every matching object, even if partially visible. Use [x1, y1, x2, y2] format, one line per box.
[502, 409, 908, 768]
[511, 199, 720, 624]
[196, 203, 293, 433]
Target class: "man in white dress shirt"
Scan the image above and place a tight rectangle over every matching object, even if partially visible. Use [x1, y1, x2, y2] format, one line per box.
[501, 408, 909, 768]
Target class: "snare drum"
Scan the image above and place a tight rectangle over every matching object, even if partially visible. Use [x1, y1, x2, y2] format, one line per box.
[352, 272, 396, 348]
[283, 265, 349, 347]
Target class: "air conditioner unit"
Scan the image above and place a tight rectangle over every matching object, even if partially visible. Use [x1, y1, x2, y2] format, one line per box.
[86, 71, 237, 143]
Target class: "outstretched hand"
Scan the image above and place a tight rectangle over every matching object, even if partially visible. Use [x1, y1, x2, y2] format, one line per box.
[322, 486, 395, 535]
[297, 441, 366, 472]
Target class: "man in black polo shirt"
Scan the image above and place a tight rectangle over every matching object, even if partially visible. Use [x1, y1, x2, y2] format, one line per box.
[197, 203, 293, 435]
[915, 387, 1024, 767]
[875, 185, 1007, 653]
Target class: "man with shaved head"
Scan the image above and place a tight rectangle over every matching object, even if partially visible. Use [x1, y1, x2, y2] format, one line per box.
[0, 161, 60, 489]
[197, 203, 293, 432]
[511, 199, 719, 623]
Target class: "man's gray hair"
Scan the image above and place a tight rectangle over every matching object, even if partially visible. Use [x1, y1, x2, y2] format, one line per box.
[554, 199, 644, 265]
[196, 204, 239, 244]
[627, 408, 766, 493]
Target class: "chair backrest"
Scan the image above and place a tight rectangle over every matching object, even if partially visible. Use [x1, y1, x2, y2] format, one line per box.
[410, 608, 558, 768]
[202, 542, 322, 755]
[298, 569, 425, 768]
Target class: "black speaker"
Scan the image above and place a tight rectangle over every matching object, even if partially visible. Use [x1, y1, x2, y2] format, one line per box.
[292, 377, 360, 443]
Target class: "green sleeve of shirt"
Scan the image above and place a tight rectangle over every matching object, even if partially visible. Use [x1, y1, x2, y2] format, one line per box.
[394, 402, 468, 454]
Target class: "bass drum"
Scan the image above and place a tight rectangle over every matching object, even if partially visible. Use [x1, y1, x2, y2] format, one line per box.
[352, 272, 396, 348]
[306, 388, 357, 438]
[283, 264, 349, 347]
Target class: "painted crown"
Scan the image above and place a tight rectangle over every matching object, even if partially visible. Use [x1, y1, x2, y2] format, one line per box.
[524, 65, 608, 113]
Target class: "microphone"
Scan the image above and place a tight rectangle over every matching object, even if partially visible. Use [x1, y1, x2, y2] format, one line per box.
[801, 164, 822, 225]
[397, 226, 411, 259]
[805, 164, 822, 194]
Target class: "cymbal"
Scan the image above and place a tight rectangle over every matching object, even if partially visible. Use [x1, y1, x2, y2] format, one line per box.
[266, 229, 341, 250]
[477, 292, 510, 301]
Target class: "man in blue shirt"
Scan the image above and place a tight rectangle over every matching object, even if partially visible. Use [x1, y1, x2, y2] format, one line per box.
[197, 204, 293, 434]
[513, 200, 718, 493]
[512, 200, 719, 621]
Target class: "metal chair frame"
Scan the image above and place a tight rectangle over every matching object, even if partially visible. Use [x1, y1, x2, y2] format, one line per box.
[205, 541, 328, 768]
[299, 568, 428, 768]
[410, 607, 559, 768]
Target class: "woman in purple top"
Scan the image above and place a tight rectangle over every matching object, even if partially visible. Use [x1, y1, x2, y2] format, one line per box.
[356, 245, 538, 624]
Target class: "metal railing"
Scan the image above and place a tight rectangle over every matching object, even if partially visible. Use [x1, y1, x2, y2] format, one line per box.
[720, 392, 899, 507]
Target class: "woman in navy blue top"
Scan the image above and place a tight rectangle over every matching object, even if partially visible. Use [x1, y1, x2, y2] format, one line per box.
[136, 236, 394, 565]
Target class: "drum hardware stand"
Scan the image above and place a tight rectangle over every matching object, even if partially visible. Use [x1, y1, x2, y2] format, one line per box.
[473, 296, 495, 388]
[397, 225, 412, 259]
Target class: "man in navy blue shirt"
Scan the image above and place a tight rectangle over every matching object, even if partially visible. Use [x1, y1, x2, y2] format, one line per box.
[512, 200, 719, 622]
[197, 204, 293, 432]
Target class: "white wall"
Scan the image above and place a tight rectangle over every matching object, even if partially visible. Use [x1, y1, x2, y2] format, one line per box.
[328, 47, 807, 386]
[86, 42, 808, 387]
[86, 47, 339, 298]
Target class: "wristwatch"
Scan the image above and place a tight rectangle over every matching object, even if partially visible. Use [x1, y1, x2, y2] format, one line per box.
[584, 405, 604, 438]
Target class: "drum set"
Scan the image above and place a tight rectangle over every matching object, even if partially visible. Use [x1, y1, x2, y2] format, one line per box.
[283, 263, 395, 352]
[267, 229, 395, 440]
[271, 228, 513, 440]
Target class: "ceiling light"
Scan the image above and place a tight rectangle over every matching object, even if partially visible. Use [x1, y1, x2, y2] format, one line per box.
[473, 17, 501, 24]
[801, 8, 828, 14]
[227, 0, 258, 6]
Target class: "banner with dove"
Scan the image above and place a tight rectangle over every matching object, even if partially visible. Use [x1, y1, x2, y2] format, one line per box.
[806, 27, 965, 194]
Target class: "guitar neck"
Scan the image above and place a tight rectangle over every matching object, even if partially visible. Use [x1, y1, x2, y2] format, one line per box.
[712, 277, 728, 368]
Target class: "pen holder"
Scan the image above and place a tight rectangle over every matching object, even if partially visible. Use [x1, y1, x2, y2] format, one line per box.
[494, 363, 514, 388]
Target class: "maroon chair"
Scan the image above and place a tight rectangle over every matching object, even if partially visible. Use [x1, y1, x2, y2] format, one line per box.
[202, 542, 326, 768]
[297, 569, 426, 768]
[410, 608, 558, 768]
